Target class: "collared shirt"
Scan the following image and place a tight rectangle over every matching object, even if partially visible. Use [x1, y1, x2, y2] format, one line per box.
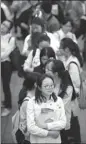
[22, 31, 59, 57]
[27, 96, 66, 143]
[23, 48, 40, 72]
[53, 28, 77, 50]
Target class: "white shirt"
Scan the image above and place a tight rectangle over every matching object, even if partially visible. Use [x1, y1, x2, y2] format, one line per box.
[22, 31, 59, 57]
[26, 96, 66, 143]
[23, 49, 40, 72]
[53, 29, 77, 50]
[54, 85, 73, 130]
[1, 33, 16, 62]
[64, 55, 81, 94]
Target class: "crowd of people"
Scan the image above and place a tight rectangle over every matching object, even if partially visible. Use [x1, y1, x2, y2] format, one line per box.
[1, 0, 86, 144]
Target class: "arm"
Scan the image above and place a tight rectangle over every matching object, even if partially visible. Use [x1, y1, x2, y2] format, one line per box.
[1, 37, 16, 59]
[63, 86, 73, 107]
[69, 64, 80, 93]
[26, 99, 48, 137]
[22, 35, 31, 56]
[46, 98, 66, 131]
[23, 50, 34, 72]
[63, 86, 73, 130]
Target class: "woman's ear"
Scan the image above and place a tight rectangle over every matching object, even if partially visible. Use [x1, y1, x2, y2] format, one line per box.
[38, 86, 42, 91]
[65, 47, 70, 53]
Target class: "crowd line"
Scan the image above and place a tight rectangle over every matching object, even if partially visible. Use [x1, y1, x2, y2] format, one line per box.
[1, 0, 86, 144]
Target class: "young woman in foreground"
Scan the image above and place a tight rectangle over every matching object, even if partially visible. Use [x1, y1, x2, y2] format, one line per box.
[26, 74, 66, 143]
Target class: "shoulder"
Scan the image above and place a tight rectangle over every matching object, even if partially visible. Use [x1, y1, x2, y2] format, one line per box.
[66, 85, 73, 94]
[27, 96, 35, 105]
[25, 34, 31, 42]
[46, 31, 56, 39]
[56, 96, 63, 104]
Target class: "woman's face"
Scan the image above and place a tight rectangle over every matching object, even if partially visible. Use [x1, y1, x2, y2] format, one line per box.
[59, 42, 68, 57]
[39, 41, 50, 50]
[41, 77, 54, 96]
[41, 55, 49, 65]
[62, 21, 72, 33]
[31, 24, 42, 33]
[1, 21, 11, 34]
[45, 62, 54, 77]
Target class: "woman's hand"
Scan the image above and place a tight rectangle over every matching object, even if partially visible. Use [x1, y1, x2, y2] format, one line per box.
[48, 130, 60, 139]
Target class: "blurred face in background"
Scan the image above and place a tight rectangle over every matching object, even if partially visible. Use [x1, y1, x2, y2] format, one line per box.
[31, 24, 42, 34]
[30, 0, 38, 6]
[45, 61, 54, 77]
[45, 62, 59, 81]
[62, 21, 72, 34]
[39, 40, 50, 50]
[59, 41, 70, 58]
[41, 55, 49, 66]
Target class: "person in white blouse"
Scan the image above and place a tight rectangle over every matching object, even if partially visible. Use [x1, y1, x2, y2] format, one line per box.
[59, 38, 82, 143]
[22, 17, 59, 57]
[26, 74, 66, 143]
[60, 38, 83, 96]
[1, 20, 16, 116]
[53, 17, 77, 59]
[45, 59, 76, 143]
[23, 33, 50, 72]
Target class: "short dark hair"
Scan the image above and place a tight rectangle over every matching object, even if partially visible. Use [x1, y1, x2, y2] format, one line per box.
[35, 74, 57, 103]
[41, 1, 52, 14]
[38, 33, 50, 44]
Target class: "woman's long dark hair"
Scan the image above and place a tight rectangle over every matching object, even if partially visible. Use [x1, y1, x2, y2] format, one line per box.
[61, 38, 83, 67]
[35, 74, 57, 103]
[45, 59, 76, 100]
[40, 46, 56, 67]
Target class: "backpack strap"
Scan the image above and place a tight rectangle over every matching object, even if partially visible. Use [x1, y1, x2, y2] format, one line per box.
[68, 61, 79, 72]
[47, 14, 53, 21]
[8, 35, 12, 43]
[68, 61, 82, 93]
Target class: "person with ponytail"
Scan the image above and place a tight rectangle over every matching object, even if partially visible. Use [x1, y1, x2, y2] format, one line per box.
[59, 38, 82, 143]
[60, 38, 83, 95]
[45, 59, 76, 143]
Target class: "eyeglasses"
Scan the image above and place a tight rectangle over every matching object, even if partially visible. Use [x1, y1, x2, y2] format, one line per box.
[42, 84, 54, 89]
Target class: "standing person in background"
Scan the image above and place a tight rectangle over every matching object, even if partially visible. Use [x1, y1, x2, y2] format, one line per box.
[23, 34, 51, 72]
[41, 1, 60, 33]
[1, 20, 16, 116]
[26, 74, 66, 143]
[65, 1, 86, 37]
[18, 46, 56, 119]
[12, 0, 39, 40]
[22, 17, 58, 58]
[45, 59, 76, 144]
[51, 0, 65, 24]
[60, 38, 83, 143]
[53, 17, 77, 61]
